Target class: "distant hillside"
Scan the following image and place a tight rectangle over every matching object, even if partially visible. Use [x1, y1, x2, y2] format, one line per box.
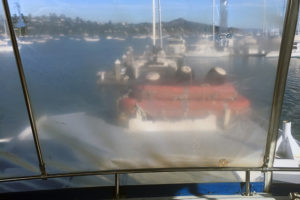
[6, 14, 241, 36]
[163, 18, 212, 35]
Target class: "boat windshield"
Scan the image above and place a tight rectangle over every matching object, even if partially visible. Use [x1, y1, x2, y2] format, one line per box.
[0, 0, 299, 193]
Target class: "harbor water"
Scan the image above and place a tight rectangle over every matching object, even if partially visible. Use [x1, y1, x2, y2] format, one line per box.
[1, 36, 299, 140]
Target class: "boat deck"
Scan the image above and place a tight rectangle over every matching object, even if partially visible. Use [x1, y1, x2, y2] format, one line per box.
[129, 194, 289, 200]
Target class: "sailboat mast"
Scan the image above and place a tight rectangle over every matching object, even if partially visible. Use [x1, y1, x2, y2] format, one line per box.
[263, 0, 266, 35]
[212, 0, 215, 41]
[296, 0, 300, 34]
[158, 0, 163, 49]
[152, 0, 156, 47]
[2, 18, 6, 36]
[0, 14, 7, 36]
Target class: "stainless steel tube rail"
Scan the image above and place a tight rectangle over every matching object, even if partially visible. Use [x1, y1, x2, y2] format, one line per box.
[0, 167, 299, 199]
[244, 171, 251, 196]
[1, 167, 300, 183]
[115, 174, 120, 200]
[263, 0, 299, 192]
[1, 0, 47, 177]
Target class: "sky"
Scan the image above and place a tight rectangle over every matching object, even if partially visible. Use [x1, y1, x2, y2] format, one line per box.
[7, 0, 287, 29]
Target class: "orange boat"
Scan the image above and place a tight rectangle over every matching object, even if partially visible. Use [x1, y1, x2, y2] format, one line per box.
[132, 84, 239, 100]
[118, 82, 250, 131]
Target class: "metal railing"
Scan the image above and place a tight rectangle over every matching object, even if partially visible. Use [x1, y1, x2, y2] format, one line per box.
[1, 0, 300, 199]
[1, 0, 47, 177]
[263, 0, 300, 191]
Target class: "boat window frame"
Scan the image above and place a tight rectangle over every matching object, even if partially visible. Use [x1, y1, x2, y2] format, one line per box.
[0, 0, 299, 196]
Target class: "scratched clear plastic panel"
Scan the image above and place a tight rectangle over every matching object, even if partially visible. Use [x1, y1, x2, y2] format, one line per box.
[0, 7, 39, 178]
[0, 175, 114, 193]
[120, 171, 264, 186]
[9, 0, 285, 177]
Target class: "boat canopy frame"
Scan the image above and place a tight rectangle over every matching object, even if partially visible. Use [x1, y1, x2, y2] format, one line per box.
[0, 0, 300, 197]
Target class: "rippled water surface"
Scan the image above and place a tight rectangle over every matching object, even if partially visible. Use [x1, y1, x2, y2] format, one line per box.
[1, 37, 299, 139]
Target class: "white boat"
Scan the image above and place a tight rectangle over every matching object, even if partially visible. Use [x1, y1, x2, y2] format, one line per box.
[113, 37, 125, 41]
[107, 36, 125, 41]
[248, 47, 266, 56]
[17, 38, 33, 45]
[291, 35, 300, 57]
[265, 50, 279, 58]
[233, 35, 266, 56]
[97, 0, 179, 84]
[266, 45, 300, 58]
[133, 35, 149, 39]
[166, 36, 186, 56]
[34, 38, 48, 44]
[0, 17, 13, 53]
[0, 38, 12, 53]
[186, 39, 231, 57]
[106, 35, 112, 40]
[273, 122, 300, 184]
[83, 36, 101, 42]
[266, 34, 300, 58]
[185, 1, 233, 58]
[0, 43, 12, 53]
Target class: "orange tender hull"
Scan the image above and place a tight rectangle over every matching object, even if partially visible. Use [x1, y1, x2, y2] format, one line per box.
[133, 84, 238, 100]
[119, 84, 250, 119]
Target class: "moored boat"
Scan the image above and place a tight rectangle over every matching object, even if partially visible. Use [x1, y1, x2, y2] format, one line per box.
[117, 67, 251, 131]
[166, 36, 186, 56]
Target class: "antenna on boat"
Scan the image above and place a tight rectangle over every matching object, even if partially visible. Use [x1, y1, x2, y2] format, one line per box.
[152, 0, 156, 48]
[15, 2, 26, 36]
[158, 0, 163, 49]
